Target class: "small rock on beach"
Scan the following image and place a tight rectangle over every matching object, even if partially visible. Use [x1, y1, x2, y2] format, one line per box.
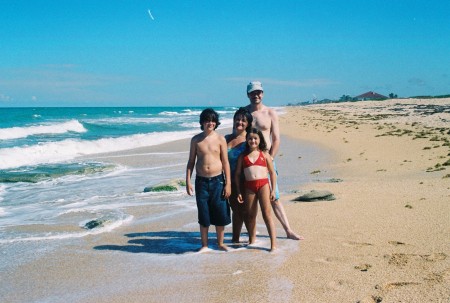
[293, 190, 336, 202]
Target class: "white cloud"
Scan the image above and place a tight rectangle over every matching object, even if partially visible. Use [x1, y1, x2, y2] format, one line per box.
[0, 93, 12, 102]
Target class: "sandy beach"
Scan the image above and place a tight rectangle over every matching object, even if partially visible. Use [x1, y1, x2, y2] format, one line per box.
[278, 98, 449, 302]
[2, 98, 449, 303]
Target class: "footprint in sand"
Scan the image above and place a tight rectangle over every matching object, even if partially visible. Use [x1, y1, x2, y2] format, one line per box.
[342, 241, 373, 248]
[420, 252, 447, 262]
[386, 252, 448, 268]
[355, 263, 372, 271]
[385, 253, 410, 267]
[375, 281, 421, 291]
[424, 270, 448, 284]
[362, 282, 421, 303]
[313, 257, 336, 264]
[388, 240, 406, 246]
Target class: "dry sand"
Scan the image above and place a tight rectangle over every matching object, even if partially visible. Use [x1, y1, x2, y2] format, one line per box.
[277, 98, 450, 302]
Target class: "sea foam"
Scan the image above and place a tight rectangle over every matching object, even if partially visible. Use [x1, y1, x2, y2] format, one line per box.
[0, 130, 196, 169]
[85, 117, 173, 125]
[0, 120, 86, 140]
[0, 215, 134, 244]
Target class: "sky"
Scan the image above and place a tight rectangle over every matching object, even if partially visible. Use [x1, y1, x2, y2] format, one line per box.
[0, 0, 449, 107]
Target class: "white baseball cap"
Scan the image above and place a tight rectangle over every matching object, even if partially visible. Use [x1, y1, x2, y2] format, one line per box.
[247, 81, 264, 93]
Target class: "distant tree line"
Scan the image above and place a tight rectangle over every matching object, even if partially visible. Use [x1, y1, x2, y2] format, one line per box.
[409, 94, 450, 99]
[286, 92, 450, 106]
[389, 93, 398, 98]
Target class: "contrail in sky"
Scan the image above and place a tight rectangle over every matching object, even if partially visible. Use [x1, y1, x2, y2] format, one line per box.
[148, 9, 154, 20]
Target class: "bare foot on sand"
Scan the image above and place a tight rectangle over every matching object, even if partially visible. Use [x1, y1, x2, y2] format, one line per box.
[198, 246, 210, 253]
[269, 246, 277, 253]
[218, 244, 230, 252]
[287, 230, 304, 240]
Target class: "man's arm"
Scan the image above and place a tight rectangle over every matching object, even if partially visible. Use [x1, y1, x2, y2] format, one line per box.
[269, 108, 280, 158]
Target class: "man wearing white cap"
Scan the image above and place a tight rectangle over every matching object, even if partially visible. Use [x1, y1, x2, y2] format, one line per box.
[245, 81, 303, 240]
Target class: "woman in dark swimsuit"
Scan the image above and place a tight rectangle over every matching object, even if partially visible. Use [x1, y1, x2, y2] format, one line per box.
[225, 108, 253, 243]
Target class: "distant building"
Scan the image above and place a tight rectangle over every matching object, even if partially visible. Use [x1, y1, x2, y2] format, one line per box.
[355, 91, 388, 101]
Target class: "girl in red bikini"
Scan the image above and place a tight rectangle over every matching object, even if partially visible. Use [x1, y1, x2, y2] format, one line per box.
[235, 128, 277, 251]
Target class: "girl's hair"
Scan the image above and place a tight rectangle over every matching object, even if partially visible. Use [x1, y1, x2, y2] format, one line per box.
[233, 107, 253, 133]
[199, 108, 220, 130]
[246, 128, 268, 152]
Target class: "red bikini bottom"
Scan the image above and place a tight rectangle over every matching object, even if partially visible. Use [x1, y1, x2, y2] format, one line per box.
[245, 178, 269, 193]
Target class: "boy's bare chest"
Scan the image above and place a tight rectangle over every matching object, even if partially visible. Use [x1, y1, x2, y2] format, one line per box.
[197, 140, 220, 155]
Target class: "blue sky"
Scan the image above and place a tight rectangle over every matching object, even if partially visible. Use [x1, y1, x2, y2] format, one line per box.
[1, 0, 449, 107]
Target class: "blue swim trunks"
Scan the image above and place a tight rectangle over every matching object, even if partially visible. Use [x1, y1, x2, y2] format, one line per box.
[195, 174, 231, 227]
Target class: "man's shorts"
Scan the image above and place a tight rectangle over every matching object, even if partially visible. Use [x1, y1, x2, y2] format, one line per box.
[195, 174, 231, 227]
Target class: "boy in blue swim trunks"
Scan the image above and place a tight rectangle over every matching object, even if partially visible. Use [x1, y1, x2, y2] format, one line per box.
[186, 108, 232, 252]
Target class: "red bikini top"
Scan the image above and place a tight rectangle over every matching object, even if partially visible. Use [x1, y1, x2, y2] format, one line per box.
[243, 151, 267, 168]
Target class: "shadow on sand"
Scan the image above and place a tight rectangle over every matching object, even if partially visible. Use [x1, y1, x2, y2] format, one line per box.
[94, 231, 202, 254]
[94, 231, 270, 254]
